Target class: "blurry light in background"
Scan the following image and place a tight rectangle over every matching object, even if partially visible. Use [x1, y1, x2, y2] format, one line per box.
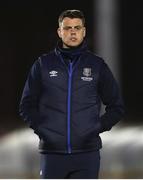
[94, 0, 120, 83]
[0, 125, 143, 178]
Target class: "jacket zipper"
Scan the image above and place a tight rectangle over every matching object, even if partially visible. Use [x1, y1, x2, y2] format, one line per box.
[67, 61, 73, 153]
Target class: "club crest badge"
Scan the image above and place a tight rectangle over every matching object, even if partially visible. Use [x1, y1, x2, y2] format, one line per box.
[83, 68, 91, 77]
[81, 68, 93, 81]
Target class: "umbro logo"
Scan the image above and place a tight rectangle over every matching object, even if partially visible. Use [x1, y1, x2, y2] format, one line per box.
[49, 70, 58, 77]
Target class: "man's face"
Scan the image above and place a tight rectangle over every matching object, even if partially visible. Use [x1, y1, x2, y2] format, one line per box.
[57, 17, 86, 48]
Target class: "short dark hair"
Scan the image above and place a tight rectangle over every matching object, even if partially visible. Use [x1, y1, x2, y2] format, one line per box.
[58, 9, 85, 26]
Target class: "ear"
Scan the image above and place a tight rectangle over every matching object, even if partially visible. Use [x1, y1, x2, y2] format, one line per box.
[83, 27, 86, 37]
[57, 28, 62, 38]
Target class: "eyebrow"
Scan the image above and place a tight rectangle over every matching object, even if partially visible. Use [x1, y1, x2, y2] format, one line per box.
[62, 25, 83, 29]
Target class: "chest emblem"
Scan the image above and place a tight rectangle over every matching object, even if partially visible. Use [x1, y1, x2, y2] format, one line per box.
[81, 68, 93, 81]
[83, 68, 91, 77]
[49, 70, 58, 77]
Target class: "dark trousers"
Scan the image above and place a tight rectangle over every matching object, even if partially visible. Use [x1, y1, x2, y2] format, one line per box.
[40, 150, 100, 179]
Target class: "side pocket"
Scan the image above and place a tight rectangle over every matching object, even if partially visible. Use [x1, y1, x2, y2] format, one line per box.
[79, 121, 102, 137]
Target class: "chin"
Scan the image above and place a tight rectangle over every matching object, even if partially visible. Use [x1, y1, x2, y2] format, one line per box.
[69, 43, 80, 47]
[63, 42, 81, 48]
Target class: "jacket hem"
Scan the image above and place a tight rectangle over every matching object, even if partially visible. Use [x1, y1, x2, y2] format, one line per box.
[39, 146, 102, 154]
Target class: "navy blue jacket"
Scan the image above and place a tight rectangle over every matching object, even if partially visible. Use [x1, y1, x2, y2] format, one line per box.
[19, 41, 125, 154]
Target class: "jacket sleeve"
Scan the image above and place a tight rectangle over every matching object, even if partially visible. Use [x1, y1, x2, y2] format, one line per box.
[98, 60, 125, 133]
[19, 58, 41, 132]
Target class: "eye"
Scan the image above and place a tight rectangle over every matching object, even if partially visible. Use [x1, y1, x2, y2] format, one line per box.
[63, 26, 71, 31]
[75, 26, 83, 30]
[62, 26, 83, 31]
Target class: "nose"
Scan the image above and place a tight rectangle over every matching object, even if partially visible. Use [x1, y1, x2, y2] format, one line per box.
[70, 28, 76, 35]
[71, 31, 76, 36]
[70, 27, 76, 33]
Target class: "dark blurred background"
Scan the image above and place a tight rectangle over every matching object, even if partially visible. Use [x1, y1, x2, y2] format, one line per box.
[0, 0, 143, 178]
[121, 0, 143, 122]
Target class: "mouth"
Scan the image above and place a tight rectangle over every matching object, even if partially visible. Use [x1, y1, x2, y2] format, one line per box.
[70, 37, 77, 42]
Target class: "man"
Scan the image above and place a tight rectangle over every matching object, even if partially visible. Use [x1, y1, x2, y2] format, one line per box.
[19, 9, 125, 179]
